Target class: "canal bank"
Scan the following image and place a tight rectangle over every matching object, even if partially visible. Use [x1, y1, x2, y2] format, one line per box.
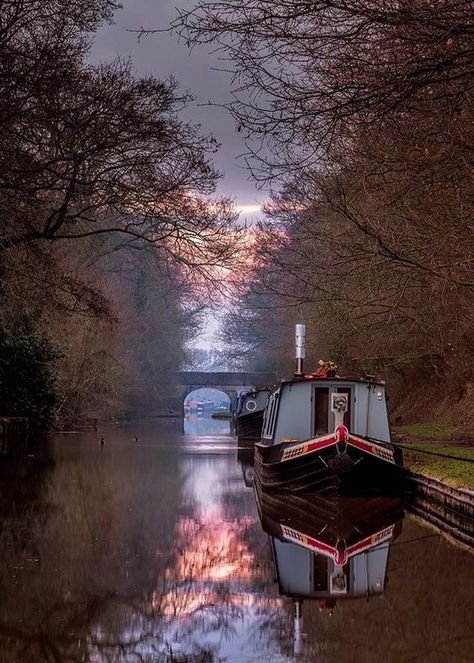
[387, 426, 474, 549]
[393, 425, 474, 490]
[403, 471, 474, 550]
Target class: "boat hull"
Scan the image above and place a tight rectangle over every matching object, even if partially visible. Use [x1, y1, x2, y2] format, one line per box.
[255, 438, 403, 495]
[211, 411, 232, 420]
[236, 410, 265, 447]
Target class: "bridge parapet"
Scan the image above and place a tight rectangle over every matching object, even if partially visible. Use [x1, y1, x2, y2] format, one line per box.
[176, 371, 278, 388]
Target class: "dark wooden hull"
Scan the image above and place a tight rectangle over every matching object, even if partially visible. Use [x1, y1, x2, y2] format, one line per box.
[255, 439, 403, 495]
[211, 411, 232, 419]
[237, 446, 254, 465]
[236, 409, 265, 446]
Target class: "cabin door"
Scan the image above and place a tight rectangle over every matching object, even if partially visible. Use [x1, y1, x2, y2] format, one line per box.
[313, 387, 329, 435]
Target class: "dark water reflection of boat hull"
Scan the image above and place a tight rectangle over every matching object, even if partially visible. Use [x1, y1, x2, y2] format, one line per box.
[255, 487, 404, 548]
[237, 445, 254, 465]
[237, 447, 255, 487]
[255, 485, 404, 602]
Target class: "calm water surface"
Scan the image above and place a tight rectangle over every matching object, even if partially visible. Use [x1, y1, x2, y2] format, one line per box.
[0, 417, 473, 662]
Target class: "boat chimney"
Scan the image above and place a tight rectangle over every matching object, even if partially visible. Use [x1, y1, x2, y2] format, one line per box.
[294, 600, 304, 656]
[295, 324, 306, 377]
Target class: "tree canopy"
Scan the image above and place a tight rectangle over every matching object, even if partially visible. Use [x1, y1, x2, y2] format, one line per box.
[0, 0, 242, 426]
[179, 1, 474, 420]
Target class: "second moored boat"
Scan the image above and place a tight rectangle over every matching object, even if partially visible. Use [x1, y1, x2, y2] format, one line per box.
[235, 388, 271, 450]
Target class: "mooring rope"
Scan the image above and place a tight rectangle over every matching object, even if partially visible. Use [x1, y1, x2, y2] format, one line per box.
[394, 443, 474, 464]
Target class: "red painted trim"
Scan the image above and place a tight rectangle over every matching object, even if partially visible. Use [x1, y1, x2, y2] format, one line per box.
[279, 431, 395, 464]
[281, 524, 338, 557]
[280, 523, 395, 565]
[280, 434, 336, 462]
[306, 436, 337, 452]
[346, 526, 395, 557]
[347, 435, 395, 464]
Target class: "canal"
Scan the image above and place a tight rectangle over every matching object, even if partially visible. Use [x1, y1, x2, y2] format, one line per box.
[0, 418, 473, 662]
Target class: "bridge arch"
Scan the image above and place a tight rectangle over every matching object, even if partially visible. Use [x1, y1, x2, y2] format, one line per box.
[179, 385, 241, 415]
[183, 387, 232, 410]
[174, 371, 278, 416]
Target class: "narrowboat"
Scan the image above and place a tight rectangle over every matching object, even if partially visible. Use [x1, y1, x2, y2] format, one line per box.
[254, 325, 403, 494]
[236, 388, 271, 449]
[255, 488, 403, 655]
[212, 408, 233, 420]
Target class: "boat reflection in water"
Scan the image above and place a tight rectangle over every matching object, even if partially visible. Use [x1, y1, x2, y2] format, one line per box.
[237, 446, 255, 488]
[255, 488, 404, 656]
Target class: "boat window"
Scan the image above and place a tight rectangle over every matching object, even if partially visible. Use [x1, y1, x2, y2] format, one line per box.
[336, 387, 352, 429]
[314, 388, 329, 435]
[262, 397, 272, 439]
[262, 391, 279, 439]
[268, 392, 279, 437]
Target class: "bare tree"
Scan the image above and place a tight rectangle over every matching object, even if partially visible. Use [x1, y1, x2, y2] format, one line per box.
[173, 0, 474, 181]
[0, 0, 240, 276]
[0, 0, 245, 426]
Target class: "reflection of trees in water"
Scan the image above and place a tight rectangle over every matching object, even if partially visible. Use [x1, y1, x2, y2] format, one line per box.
[150, 452, 295, 660]
[0, 436, 56, 585]
[0, 437, 291, 661]
[154, 488, 279, 658]
[0, 439, 185, 661]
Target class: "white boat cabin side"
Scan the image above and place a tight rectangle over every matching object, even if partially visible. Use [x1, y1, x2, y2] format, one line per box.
[272, 537, 390, 599]
[262, 379, 391, 445]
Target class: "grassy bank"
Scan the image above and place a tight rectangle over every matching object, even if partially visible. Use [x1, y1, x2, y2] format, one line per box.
[393, 422, 474, 441]
[403, 445, 474, 489]
[392, 422, 474, 489]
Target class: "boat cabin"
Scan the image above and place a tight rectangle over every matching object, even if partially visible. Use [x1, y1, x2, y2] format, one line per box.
[256, 490, 403, 601]
[262, 377, 390, 445]
[272, 534, 392, 600]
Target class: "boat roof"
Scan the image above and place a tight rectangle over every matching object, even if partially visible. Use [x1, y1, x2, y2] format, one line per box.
[241, 386, 272, 396]
[278, 375, 386, 388]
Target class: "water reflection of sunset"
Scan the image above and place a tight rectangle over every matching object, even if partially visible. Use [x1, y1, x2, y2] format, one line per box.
[179, 511, 255, 581]
[152, 451, 280, 646]
[2, 427, 469, 662]
[157, 508, 260, 618]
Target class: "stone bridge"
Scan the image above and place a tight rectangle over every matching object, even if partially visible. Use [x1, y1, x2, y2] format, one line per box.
[174, 371, 278, 413]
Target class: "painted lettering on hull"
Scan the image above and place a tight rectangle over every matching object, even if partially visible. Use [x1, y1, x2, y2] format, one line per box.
[280, 434, 336, 462]
[281, 523, 395, 565]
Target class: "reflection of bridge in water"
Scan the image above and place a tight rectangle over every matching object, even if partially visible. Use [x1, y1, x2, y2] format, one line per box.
[175, 371, 278, 413]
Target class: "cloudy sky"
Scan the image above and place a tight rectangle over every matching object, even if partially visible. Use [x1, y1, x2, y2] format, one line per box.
[91, 0, 266, 220]
[92, 1, 263, 350]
